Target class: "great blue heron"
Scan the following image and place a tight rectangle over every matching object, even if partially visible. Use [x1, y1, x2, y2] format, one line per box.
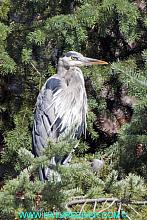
[32, 51, 108, 181]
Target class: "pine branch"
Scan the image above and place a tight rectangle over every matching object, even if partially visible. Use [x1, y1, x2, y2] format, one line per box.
[112, 63, 147, 88]
[66, 198, 147, 208]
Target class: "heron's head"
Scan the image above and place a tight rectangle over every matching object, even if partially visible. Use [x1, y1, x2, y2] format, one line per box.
[61, 51, 108, 68]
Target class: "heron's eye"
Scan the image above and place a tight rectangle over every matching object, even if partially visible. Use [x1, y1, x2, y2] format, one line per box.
[71, 56, 78, 60]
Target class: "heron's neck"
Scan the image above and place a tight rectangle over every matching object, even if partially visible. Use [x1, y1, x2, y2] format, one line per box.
[57, 59, 69, 77]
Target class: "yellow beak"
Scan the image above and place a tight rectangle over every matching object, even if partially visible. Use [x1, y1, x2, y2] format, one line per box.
[85, 57, 108, 65]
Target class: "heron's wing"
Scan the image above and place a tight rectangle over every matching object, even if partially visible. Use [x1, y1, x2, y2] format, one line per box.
[32, 74, 87, 156]
[32, 75, 64, 156]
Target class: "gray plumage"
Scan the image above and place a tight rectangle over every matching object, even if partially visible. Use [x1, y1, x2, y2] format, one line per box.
[32, 51, 108, 181]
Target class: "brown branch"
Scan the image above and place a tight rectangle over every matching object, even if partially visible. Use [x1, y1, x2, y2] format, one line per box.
[117, 202, 122, 220]
[30, 62, 42, 90]
[98, 199, 117, 213]
[80, 201, 87, 213]
[93, 201, 97, 212]
[125, 204, 141, 217]
[30, 62, 41, 75]
[66, 198, 147, 208]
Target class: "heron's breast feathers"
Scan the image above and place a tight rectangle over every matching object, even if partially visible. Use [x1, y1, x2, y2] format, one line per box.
[33, 73, 87, 148]
[51, 84, 87, 138]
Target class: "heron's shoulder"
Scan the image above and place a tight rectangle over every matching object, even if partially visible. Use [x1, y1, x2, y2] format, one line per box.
[45, 74, 60, 83]
[37, 74, 60, 97]
[45, 74, 65, 90]
[35, 74, 63, 108]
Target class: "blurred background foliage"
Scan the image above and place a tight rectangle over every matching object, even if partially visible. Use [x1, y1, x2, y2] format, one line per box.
[0, 0, 147, 219]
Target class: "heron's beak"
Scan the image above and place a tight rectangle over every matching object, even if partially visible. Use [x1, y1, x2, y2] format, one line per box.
[84, 57, 108, 65]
